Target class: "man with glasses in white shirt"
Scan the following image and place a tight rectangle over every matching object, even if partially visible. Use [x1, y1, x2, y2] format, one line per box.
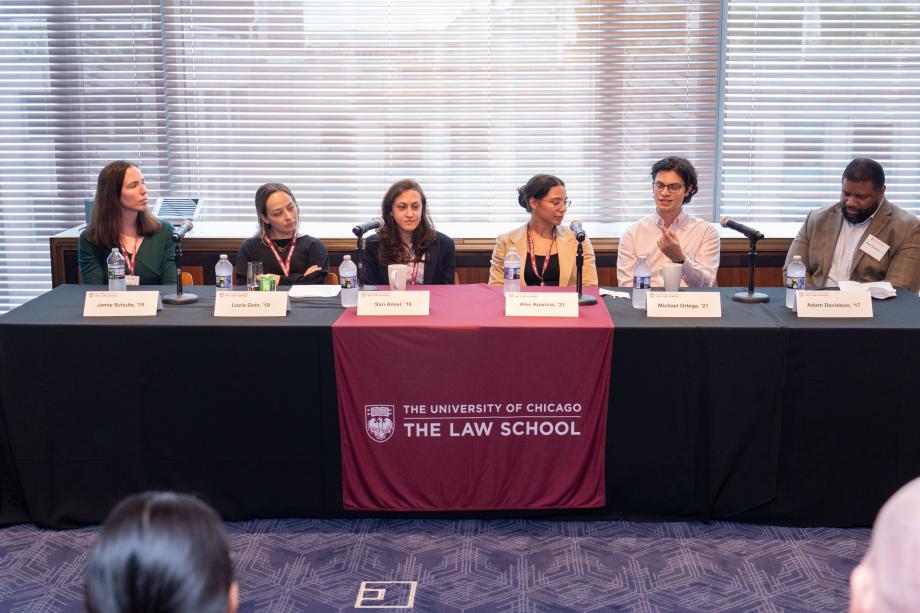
[784, 158, 920, 293]
[617, 156, 720, 288]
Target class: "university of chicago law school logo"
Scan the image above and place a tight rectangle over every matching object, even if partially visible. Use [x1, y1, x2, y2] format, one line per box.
[365, 405, 395, 443]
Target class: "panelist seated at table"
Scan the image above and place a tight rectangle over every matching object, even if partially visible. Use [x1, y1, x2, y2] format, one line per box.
[783, 158, 920, 293]
[489, 173, 598, 287]
[363, 179, 456, 285]
[850, 476, 920, 613]
[616, 156, 720, 288]
[78, 161, 177, 285]
[85, 491, 238, 613]
[236, 182, 329, 285]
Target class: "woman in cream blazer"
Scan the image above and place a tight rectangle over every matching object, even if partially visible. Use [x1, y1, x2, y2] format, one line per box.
[489, 174, 598, 287]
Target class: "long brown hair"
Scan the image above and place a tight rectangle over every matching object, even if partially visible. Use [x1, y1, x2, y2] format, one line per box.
[253, 182, 299, 243]
[85, 160, 161, 248]
[377, 179, 436, 266]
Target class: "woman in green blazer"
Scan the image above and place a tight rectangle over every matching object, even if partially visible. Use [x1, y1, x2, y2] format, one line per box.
[78, 161, 176, 285]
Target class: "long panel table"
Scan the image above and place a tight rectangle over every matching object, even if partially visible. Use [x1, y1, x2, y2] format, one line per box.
[1, 284, 919, 528]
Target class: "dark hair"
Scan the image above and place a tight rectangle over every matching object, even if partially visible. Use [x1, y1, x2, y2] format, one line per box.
[254, 182, 299, 242]
[517, 174, 565, 212]
[86, 160, 161, 248]
[650, 156, 699, 204]
[843, 158, 885, 189]
[85, 491, 235, 613]
[377, 179, 436, 266]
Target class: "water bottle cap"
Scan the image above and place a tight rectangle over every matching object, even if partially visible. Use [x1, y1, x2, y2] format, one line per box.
[343, 255, 351, 261]
[793, 255, 801, 261]
[219, 254, 228, 259]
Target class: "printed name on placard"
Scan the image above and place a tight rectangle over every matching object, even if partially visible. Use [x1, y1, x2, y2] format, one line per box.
[83, 291, 160, 317]
[647, 292, 722, 318]
[796, 290, 873, 318]
[214, 291, 288, 317]
[357, 291, 430, 316]
[505, 292, 578, 317]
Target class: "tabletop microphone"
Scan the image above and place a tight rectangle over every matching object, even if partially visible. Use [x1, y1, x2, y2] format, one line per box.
[352, 217, 384, 237]
[171, 219, 194, 242]
[720, 216, 763, 241]
[569, 219, 586, 242]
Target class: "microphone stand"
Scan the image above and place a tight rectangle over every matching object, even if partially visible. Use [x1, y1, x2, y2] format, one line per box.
[354, 233, 377, 292]
[575, 237, 597, 306]
[732, 235, 769, 303]
[163, 236, 198, 305]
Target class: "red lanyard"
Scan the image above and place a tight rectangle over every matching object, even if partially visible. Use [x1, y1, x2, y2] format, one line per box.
[265, 233, 297, 276]
[119, 237, 141, 275]
[408, 259, 421, 284]
[526, 226, 556, 286]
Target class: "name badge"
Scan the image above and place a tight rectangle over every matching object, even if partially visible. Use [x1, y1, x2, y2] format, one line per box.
[796, 290, 873, 318]
[647, 292, 722, 318]
[214, 291, 288, 317]
[505, 292, 578, 317]
[859, 234, 889, 261]
[357, 291, 430, 316]
[83, 291, 160, 317]
[125, 275, 140, 286]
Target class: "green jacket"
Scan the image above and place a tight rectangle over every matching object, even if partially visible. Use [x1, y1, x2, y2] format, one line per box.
[78, 220, 177, 285]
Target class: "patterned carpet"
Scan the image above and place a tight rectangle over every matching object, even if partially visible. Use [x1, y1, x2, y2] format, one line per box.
[0, 518, 868, 612]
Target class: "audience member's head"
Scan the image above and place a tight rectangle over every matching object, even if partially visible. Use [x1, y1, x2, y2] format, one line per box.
[850, 477, 920, 613]
[85, 491, 238, 613]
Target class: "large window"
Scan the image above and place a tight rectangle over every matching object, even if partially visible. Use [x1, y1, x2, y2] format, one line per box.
[0, 1, 918, 312]
[721, 1, 920, 221]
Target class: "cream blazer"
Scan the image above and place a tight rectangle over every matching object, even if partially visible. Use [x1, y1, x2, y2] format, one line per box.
[489, 223, 598, 287]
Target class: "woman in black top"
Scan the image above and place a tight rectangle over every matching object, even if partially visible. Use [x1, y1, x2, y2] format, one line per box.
[364, 179, 456, 285]
[236, 183, 329, 285]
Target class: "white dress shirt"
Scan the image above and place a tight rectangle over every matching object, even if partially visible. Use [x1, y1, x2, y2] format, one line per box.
[617, 211, 721, 287]
[825, 213, 875, 288]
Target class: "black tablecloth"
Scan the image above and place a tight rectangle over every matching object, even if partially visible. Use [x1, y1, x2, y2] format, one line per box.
[2, 284, 919, 528]
[0, 285, 343, 527]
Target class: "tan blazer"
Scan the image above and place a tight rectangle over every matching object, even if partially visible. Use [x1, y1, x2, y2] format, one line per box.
[489, 223, 598, 287]
[784, 198, 920, 292]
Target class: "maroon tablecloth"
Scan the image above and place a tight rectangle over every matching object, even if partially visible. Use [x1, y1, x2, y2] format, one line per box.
[332, 284, 613, 511]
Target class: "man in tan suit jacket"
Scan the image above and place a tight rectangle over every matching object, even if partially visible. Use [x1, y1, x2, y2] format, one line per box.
[784, 158, 920, 293]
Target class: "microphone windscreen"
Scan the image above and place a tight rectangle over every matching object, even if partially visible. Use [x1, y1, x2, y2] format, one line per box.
[719, 215, 730, 227]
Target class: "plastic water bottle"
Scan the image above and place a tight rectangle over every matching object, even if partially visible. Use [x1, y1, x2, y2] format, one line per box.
[632, 255, 651, 310]
[340, 255, 358, 307]
[503, 247, 521, 294]
[215, 254, 233, 290]
[106, 248, 126, 291]
[785, 255, 806, 310]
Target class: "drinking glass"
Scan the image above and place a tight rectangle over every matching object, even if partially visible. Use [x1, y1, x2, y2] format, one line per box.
[246, 261, 263, 291]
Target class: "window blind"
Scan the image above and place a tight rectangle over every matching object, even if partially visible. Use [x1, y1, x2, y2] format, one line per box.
[721, 1, 920, 222]
[0, 1, 169, 312]
[0, 0, 722, 313]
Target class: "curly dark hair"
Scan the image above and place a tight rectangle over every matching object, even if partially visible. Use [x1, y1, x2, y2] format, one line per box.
[650, 156, 699, 204]
[376, 179, 436, 266]
[843, 158, 885, 189]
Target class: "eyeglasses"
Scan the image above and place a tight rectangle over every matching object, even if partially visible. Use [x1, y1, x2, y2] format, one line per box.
[541, 198, 571, 210]
[653, 182, 685, 193]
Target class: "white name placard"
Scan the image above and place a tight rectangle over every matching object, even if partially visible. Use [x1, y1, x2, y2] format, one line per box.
[214, 291, 288, 317]
[83, 291, 160, 317]
[357, 291, 430, 316]
[796, 290, 873, 318]
[647, 292, 722, 318]
[505, 292, 578, 317]
[859, 234, 889, 261]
